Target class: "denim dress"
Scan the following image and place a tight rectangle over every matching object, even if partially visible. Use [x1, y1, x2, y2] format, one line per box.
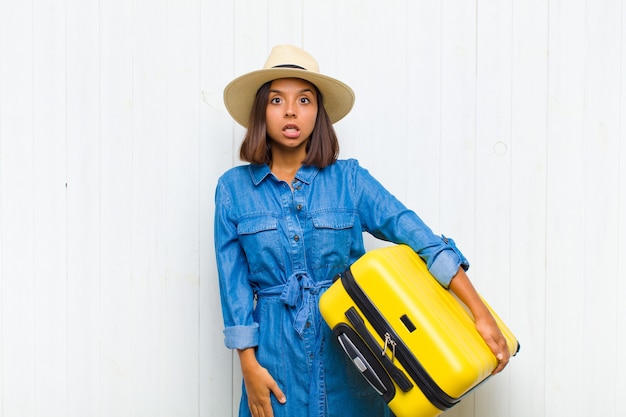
[214, 159, 469, 417]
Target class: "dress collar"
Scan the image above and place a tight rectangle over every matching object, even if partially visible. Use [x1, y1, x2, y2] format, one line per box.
[249, 163, 320, 186]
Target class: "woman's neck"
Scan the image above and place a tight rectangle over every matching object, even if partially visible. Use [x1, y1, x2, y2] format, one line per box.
[269, 151, 304, 186]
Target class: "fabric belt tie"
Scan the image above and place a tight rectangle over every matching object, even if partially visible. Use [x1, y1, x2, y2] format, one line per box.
[257, 273, 332, 417]
[257, 272, 332, 336]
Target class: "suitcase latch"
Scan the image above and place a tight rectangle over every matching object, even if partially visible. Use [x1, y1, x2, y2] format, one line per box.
[382, 333, 397, 362]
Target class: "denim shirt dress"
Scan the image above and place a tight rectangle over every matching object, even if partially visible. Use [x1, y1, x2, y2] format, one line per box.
[214, 159, 469, 417]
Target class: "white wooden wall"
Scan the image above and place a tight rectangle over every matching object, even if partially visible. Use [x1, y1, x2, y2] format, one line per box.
[0, 1, 624, 416]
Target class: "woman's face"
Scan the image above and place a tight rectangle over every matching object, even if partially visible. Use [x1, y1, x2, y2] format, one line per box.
[265, 78, 318, 153]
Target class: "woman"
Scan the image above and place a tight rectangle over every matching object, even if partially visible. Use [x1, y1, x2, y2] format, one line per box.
[215, 45, 509, 417]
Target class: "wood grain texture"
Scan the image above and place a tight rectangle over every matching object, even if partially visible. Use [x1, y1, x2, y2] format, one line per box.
[0, 1, 624, 416]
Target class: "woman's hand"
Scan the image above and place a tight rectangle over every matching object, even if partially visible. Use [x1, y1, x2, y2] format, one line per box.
[474, 314, 510, 374]
[448, 268, 510, 375]
[238, 348, 287, 417]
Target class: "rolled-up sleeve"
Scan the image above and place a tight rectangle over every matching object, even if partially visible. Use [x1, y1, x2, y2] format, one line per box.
[351, 160, 470, 288]
[214, 179, 259, 350]
[223, 324, 259, 350]
[427, 235, 470, 288]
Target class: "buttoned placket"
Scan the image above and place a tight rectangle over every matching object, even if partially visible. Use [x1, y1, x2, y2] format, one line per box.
[282, 180, 306, 271]
[281, 178, 327, 417]
[284, 179, 312, 333]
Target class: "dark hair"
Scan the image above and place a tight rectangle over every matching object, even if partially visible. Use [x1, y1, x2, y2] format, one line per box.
[239, 80, 340, 168]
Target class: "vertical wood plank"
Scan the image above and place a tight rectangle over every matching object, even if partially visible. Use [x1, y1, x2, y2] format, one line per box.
[302, 0, 337, 67]
[334, 0, 376, 163]
[199, 0, 237, 416]
[65, 0, 102, 415]
[268, 0, 303, 46]
[32, 1, 69, 416]
[160, 1, 201, 415]
[405, 0, 443, 231]
[0, 2, 36, 416]
[509, 0, 548, 416]
[474, 0, 513, 290]
[335, 0, 410, 189]
[99, 0, 134, 416]
[545, 1, 586, 415]
[439, 0, 477, 254]
[617, 3, 626, 414]
[365, 0, 410, 202]
[234, 0, 269, 77]
[579, 1, 622, 415]
[130, 0, 169, 412]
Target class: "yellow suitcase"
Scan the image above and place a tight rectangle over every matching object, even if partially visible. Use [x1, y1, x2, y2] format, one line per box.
[319, 244, 519, 417]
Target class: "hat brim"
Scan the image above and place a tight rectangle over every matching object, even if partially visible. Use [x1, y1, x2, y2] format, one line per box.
[223, 67, 355, 127]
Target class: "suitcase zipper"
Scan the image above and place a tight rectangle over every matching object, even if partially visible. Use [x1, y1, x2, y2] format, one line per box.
[344, 307, 414, 393]
[382, 333, 396, 362]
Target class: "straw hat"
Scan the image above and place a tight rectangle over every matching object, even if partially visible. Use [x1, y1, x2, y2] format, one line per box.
[223, 45, 355, 127]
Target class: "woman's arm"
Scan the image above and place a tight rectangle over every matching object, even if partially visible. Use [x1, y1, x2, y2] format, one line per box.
[238, 348, 286, 417]
[448, 267, 510, 374]
[350, 161, 509, 373]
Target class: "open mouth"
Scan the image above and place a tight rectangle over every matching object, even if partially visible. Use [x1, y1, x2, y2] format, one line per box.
[282, 124, 301, 138]
[283, 124, 300, 132]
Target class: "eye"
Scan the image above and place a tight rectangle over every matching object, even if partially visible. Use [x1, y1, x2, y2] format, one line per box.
[270, 97, 282, 104]
[299, 97, 310, 104]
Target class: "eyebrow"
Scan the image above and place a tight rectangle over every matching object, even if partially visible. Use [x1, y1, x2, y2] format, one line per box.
[269, 88, 314, 94]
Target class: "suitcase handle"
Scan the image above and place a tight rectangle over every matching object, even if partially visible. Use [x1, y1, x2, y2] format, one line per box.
[333, 324, 396, 402]
[338, 332, 387, 394]
[345, 307, 414, 393]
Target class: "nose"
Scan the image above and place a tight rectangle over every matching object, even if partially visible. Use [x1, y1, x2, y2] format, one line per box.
[285, 101, 296, 118]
